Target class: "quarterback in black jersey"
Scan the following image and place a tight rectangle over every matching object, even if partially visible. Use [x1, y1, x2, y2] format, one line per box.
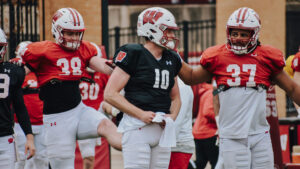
[0, 28, 35, 168]
[104, 7, 182, 169]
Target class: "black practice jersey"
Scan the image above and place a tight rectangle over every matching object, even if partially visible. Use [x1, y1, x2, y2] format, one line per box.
[114, 44, 182, 113]
[0, 62, 32, 136]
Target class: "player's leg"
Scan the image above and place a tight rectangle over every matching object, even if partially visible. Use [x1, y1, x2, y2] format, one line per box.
[44, 107, 80, 169]
[149, 145, 171, 169]
[77, 105, 122, 151]
[78, 138, 97, 169]
[218, 138, 251, 169]
[14, 123, 26, 169]
[94, 138, 110, 169]
[250, 132, 274, 169]
[194, 139, 208, 169]
[0, 136, 16, 169]
[206, 136, 219, 169]
[24, 125, 48, 169]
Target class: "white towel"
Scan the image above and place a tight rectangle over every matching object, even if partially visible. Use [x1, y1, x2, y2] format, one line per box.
[152, 112, 176, 147]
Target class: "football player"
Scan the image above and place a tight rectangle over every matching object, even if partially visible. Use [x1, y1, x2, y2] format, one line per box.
[179, 7, 300, 169]
[292, 50, 300, 114]
[168, 77, 195, 169]
[20, 8, 121, 169]
[14, 41, 48, 169]
[76, 43, 111, 169]
[0, 29, 35, 169]
[104, 7, 182, 169]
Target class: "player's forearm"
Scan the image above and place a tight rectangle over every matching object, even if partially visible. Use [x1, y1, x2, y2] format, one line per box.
[169, 95, 181, 121]
[89, 57, 113, 75]
[104, 91, 144, 120]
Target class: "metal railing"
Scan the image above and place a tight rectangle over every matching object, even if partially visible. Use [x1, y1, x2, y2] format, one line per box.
[0, 0, 39, 59]
[109, 19, 216, 61]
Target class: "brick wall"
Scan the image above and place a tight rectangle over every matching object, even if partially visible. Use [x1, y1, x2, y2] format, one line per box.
[38, 0, 102, 45]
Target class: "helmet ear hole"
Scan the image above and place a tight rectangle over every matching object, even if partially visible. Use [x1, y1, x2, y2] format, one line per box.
[150, 29, 157, 33]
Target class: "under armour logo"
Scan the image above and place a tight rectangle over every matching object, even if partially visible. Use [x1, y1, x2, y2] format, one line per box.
[166, 61, 172, 65]
[4, 69, 10, 73]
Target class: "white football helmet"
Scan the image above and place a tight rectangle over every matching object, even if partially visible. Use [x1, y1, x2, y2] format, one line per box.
[226, 7, 261, 55]
[15, 41, 32, 58]
[52, 8, 85, 51]
[137, 7, 179, 51]
[86, 42, 102, 73]
[0, 28, 7, 59]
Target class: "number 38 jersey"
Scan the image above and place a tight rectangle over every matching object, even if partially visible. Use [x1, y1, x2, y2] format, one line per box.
[200, 44, 285, 88]
[114, 44, 182, 114]
[23, 40, 97, 86]
[200, 44, 285, 139]
[22, 40, 98, 114]
[0, 62, 32, 136]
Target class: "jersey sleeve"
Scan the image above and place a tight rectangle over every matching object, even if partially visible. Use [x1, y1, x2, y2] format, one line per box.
[292, 52, 300, 72]
[199, 46, 218, 72]
[22, 41, 47, 72]
[12, 66, 33, 135]
[81, 41, 98, 66]
[264, 46, 285, 75]
[170, 50, 182, 76]
[113, 44, 137, 75]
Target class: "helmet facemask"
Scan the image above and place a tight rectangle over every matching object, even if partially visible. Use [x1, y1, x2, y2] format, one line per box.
[227, 28, 259, 55]
[226, 7, 261, 55]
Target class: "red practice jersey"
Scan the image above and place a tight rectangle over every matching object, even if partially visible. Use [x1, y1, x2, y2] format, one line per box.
[200, 44, 285, 87]
[80, 72, 109, 110]
[22, 40, 97, 86]
[15, 72, 43, 125]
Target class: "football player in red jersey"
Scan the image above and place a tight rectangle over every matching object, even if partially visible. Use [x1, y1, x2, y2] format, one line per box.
[14, 41, 49, 169]
[104, 7, 182, 169]
[20, 8, 121, 169]
[0, 29, 35, 169]
[75, 43, 111, 169]
[179, 7, 300, 169]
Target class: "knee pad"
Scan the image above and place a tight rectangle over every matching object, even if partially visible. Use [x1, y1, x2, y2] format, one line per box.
[123, 143, 151, 169]
[150, 146, 171, 169]
[251, 145, 273, 168]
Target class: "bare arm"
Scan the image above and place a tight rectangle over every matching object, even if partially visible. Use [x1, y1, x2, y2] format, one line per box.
[168, 77, 181, 121]
[213, 94, 220, 116]
[178, 61, 213, 85]
[274, 70, 300, 106]
[293, 71, 300, 109]
[89, 56, 113, 75]
[104, 67, 155, 123]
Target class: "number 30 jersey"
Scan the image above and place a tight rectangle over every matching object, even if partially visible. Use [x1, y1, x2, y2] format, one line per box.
[0, 62, 32, 136]
[200, 44, 285, 139]
[114, 44, 182, 114]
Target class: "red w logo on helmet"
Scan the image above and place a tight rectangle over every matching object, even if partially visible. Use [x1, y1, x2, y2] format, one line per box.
[143, 10, 163, 25]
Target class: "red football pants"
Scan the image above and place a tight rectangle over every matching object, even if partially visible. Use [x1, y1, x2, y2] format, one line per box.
[168, 152, 192, 169]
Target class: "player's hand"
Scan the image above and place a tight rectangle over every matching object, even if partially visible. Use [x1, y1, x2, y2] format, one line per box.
[139, 111, 155, 124]
[105, 60, 116, 69]
[9, 57, 24, 66]
[24, 134, 36, 160]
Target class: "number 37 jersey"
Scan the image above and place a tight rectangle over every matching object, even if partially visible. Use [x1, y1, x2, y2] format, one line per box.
[200, 44, 285, 88]
[114, 44, 182, 114]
